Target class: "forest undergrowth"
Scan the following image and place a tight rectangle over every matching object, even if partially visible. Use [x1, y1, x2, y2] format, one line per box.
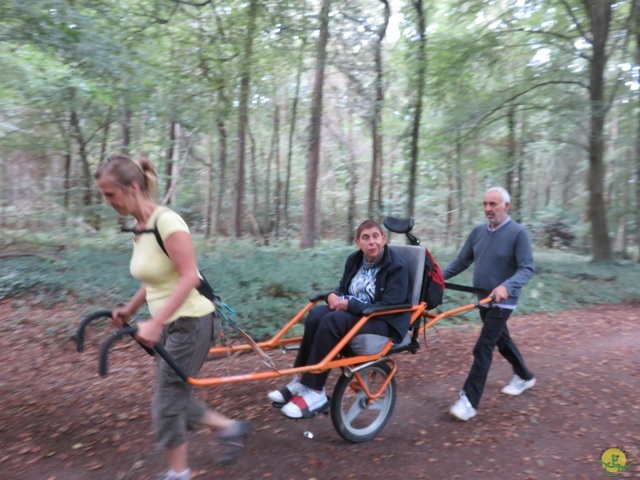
[1, 229, 639, 341]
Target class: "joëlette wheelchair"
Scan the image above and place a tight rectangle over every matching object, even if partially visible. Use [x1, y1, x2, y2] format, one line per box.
[76, 216, 492, 443]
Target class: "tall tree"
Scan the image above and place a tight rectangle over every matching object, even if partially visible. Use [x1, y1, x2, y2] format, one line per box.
[367, 0, 390, 218]
[407, 0, 427, 217]
[582, 0, 614, 262]
[635, 0, 640, 262]
[300, 0, 332, 248]
[232, 0, 259, 238]
[284, 40, 306, 236]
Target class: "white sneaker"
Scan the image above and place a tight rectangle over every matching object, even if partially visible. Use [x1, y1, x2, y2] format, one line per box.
[268, 377, 304, 403]
[157, 468, 191, 480]
[449, 391, 476, 421]
[501, 375, 536, 396]
[281, 386, 328, 419]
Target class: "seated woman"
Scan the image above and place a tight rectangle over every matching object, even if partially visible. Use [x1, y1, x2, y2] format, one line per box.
[268, 219, 411, 419]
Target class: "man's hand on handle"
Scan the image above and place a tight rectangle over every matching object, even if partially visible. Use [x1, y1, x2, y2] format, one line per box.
[490, 285, 509, 303]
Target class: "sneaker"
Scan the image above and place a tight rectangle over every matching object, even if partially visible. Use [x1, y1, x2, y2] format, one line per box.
[449, 391, 476, 421]
[216, 420, 251, 466]
[268, 377, 304, 404]
[157, 469, 191, 480]
[281, 386, 328, 419]
[501, 375, 536, 396]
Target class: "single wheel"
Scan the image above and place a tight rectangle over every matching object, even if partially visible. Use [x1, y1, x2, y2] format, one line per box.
[330, 362, 396, 443]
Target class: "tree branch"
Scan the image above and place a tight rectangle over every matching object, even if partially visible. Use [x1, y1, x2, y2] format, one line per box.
[463, 80, 588, 141]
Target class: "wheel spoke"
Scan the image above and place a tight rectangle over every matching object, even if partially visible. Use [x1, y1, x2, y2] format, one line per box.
[344, 391, 366, 424]
[368, 398, 385, 411]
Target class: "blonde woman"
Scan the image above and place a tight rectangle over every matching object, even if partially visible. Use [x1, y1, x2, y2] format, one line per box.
[95, 154, 249, 480]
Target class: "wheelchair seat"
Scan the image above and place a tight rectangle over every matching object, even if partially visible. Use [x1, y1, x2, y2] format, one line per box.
[349, 244, 426, 355]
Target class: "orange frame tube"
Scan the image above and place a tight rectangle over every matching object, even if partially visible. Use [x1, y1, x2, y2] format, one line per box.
[185, 296, 493, 389]
[352, 358, 398, 405]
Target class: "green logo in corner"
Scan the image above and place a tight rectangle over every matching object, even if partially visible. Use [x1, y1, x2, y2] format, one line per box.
[594, 447, 637, 477]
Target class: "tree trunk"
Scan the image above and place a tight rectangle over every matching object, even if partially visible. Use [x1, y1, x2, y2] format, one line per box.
[58, 111, 72, 228]
[122, 108, 131, 154]
[367, 0, 390, 218]
[635, 0, 640, 261]
[517, 110, 525, 220]
[70, 109, 96, 230]
[165, 121, 177, 205]
[583, 0, 613, 262]
[0, 156, 5, 229]
[346, 93, 358, 244]
[408, 0, 427, 218]
[285, 40, 306, 237]
[300, 0, 332, 249]
[273, 105, 282, 238]
[99, 106, 112, 165]
[505, 104, 520, 219]
[215, 117, 228, 236]
[263, 117, 273, 236]
[204, 136, 214, 238]
[232, 0, 259, 237]
[248, 127, 258, 226]
[94, 106, 112, 230]
[454, 127, 464, 248]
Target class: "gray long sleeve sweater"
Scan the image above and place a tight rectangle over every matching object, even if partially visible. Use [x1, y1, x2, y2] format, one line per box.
[443, 218, 535, 307]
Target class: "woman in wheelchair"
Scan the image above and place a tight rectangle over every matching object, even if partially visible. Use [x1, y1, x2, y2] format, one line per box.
[268, 219, 411, 419]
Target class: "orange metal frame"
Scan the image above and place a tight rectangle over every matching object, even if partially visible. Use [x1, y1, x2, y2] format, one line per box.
[185, 296, 494, 391]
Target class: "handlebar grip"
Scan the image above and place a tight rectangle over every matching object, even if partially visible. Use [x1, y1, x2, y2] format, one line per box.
[76, 310, 154, 356]
[98, 328, 190, 383]
[99, 326, 139, 377]
[123, 323, 155, 356]
[76, 310, 113, 352]
[309, 293, 328, 302]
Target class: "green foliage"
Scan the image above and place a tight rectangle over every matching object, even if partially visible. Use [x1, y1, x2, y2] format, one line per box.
[196, 239, 351, 338]
[1, 234, 638, 339]
[0, 0, 637, 262]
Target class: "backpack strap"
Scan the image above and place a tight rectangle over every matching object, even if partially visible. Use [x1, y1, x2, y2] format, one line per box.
[121, 213, 249, 345]
[121, 209, 219, 303]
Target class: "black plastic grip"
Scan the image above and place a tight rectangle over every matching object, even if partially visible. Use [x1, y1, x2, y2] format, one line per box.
[99, 326, 139, 377]
[76, 310, 113, 352]
[76, 310, 154, 356]
[98, 327, 190, 382]
[309, 293, 328, 302]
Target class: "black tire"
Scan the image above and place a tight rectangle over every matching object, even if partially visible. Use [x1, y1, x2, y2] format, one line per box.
[330, 362, 396, 443]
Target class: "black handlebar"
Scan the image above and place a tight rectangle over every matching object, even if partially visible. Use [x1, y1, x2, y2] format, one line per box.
[76, 310, 113, 352]
[98, 326, 190, 382]
[76, 310, 154, 356]
[99, 326, 139, 377]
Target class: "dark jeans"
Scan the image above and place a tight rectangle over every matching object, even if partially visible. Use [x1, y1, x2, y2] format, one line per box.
[295, 305, 392, 391]
[462, 306, 533, 408]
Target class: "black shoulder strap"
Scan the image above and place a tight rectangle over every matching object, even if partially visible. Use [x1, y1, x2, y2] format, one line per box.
[121, 210, 219, 303]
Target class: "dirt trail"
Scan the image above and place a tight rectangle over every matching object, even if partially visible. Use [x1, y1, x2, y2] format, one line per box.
[0, 300, 639, 479]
